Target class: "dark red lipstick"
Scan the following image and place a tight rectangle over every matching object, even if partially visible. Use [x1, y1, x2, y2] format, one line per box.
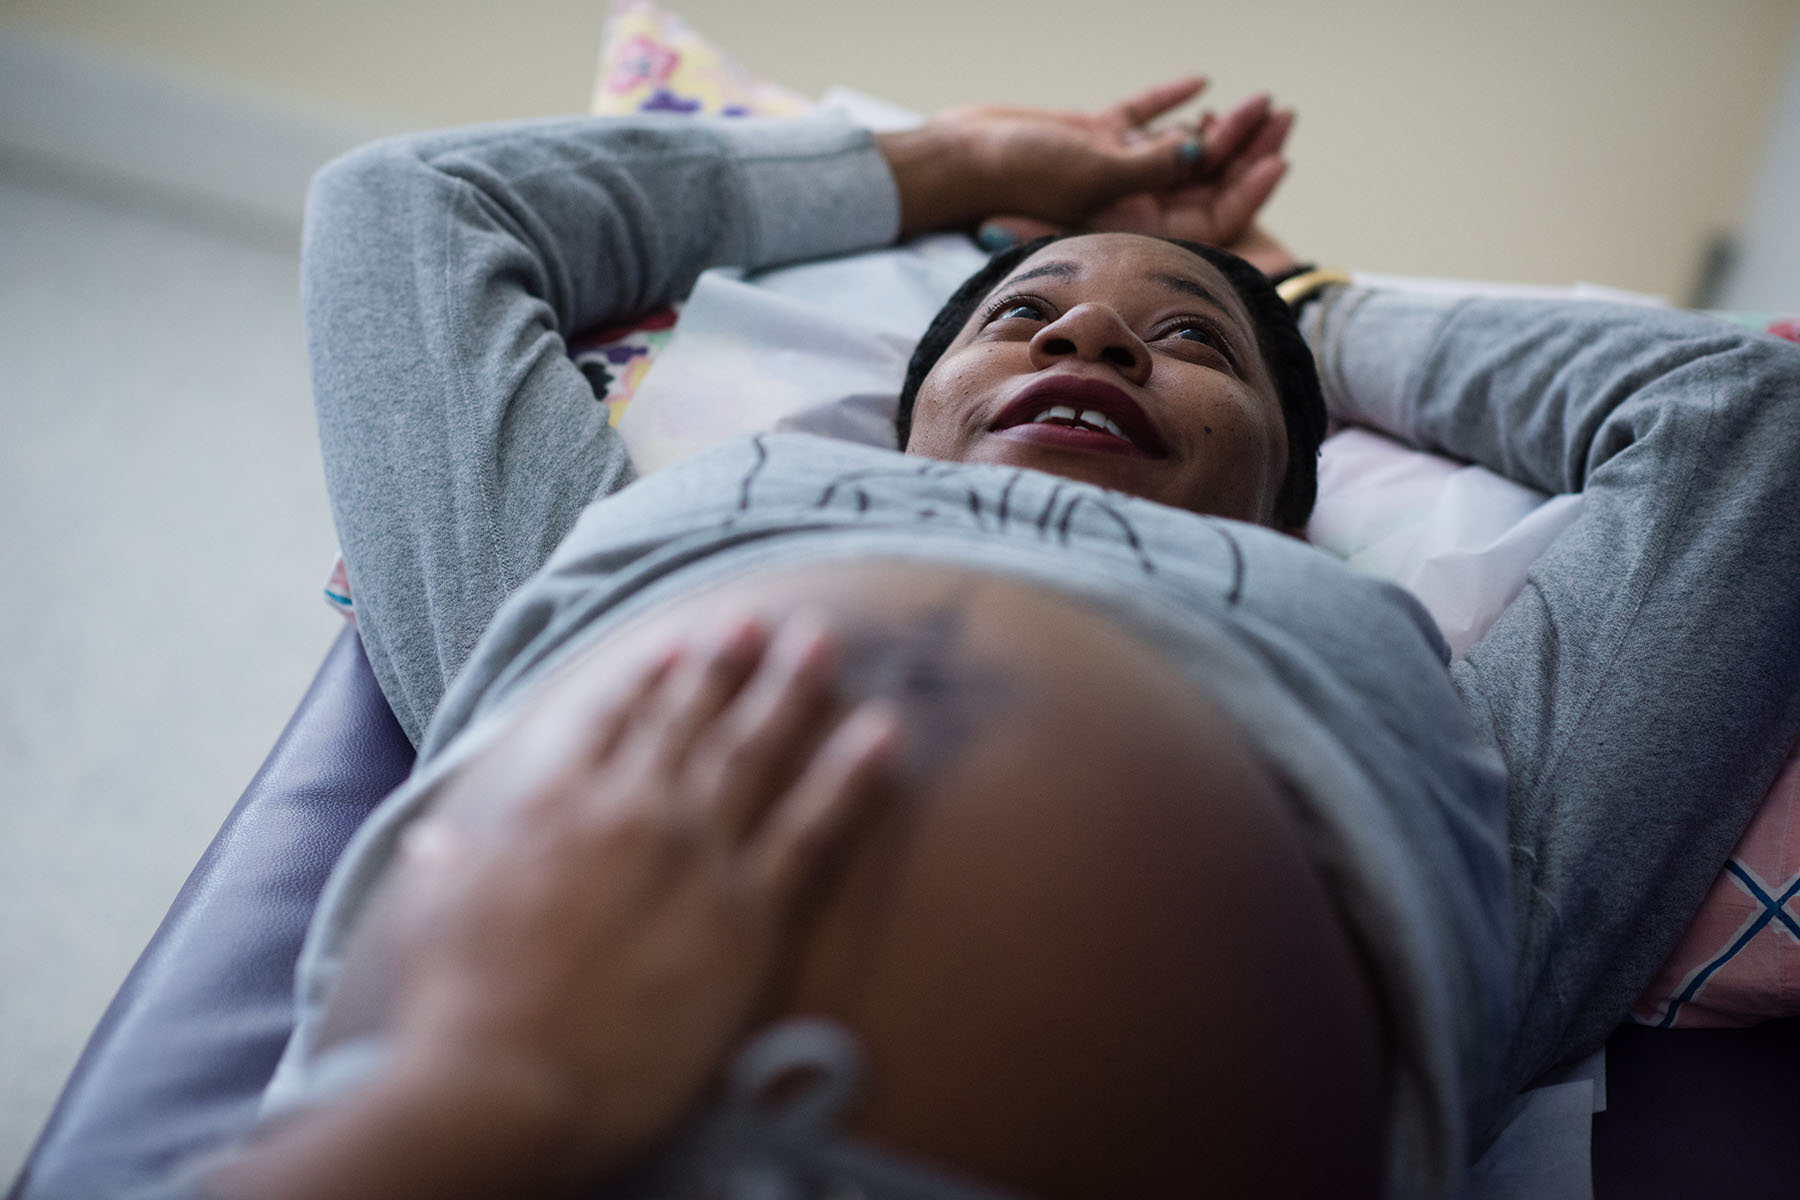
[991, 375, 1170, 457]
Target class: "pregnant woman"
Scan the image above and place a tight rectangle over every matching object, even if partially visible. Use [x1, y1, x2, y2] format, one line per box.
[202, 78, 1800, 1199]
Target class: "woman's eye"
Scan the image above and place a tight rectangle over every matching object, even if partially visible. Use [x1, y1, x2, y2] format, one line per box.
[1162, 322, 1240, 373]
[997, 302, 1046, 322]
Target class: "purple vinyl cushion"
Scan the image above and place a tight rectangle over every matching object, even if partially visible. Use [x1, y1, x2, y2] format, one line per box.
[8, 628, 415, 1200]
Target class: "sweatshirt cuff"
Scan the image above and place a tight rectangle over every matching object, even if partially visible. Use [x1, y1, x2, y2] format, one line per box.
[729, 115, 902, 269]
[1302, 285, 1461, 438]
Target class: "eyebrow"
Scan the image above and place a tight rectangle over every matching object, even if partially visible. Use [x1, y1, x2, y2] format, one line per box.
[1002, 261, 1236, 319]
[1148, 272, 1234, 316]
[1004, 261, 1079, 287]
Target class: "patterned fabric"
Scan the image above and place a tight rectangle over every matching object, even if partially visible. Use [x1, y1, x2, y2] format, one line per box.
[589, 0, 811, 121]
[323, 554, 354, 622]
[567, 305, 682, 426]
[1632, 746, 1800, 1026]
[1717, 311, 1800, 346]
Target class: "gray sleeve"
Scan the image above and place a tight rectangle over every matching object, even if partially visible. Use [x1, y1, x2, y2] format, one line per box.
[301, 114, 900, 744]
[1305, 287, 1800, 1108]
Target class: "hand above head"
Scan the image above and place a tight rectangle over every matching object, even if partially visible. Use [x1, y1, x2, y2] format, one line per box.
[877, 78, 1296, 270]
[209, 614, 898, 1200]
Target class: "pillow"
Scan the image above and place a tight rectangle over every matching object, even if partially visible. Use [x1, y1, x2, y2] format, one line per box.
[1632, 750, 1800, 1027]
[590, 0, 811, 120]
[321, 0, 1800, 1033]
[573, 0, 817, 425]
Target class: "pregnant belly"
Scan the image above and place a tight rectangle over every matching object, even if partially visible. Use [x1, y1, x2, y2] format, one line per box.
[329, 558, 1386, 1197]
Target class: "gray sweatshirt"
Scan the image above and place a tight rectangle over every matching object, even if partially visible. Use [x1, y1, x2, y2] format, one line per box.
[292, 112, 1800, 1195]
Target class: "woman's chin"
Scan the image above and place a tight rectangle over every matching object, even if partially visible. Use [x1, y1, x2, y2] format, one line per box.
[967, 437, 1172, 502]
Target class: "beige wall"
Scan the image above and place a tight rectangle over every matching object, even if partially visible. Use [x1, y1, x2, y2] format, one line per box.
[6, 0, 1796, 297]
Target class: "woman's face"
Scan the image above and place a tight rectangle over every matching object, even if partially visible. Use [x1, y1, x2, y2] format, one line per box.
[906, 234, 1288, 525]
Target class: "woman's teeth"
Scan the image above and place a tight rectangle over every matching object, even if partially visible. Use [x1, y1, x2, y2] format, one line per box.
[1029, 405, 1130, 441]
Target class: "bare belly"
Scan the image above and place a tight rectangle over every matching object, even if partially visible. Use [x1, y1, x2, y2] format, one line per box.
[328, 559, 1387, 1197]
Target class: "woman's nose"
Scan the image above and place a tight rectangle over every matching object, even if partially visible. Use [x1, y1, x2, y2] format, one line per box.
[1028, 304, 1150, 383]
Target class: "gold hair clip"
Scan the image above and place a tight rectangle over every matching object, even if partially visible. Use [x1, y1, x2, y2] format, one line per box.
[1274, 268, 1353, 310]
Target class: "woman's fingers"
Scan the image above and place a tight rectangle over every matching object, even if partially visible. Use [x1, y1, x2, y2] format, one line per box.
[691, 614, 842, 838]
[1243, 106, 1295, 164]
[626, 611, 899, 894]
[1207, 155, 1288, 240]
[634, 614, 771, 769]
[537, 610, 900, 916]
[748, 702, 900, 904]
[1085, 124, 1212, 208]
[1109, 75, 1208, 129]
[576, 641, 684, 765]
[1196, 92, 1272, 174]
[1209, 107, 1293, 190]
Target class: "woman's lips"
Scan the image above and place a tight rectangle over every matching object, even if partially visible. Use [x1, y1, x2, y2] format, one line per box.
[990, 376, 1169, 457]
[993, 420, 1151, 457]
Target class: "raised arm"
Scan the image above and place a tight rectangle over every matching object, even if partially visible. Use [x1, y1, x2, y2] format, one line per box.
[1305, 286, 1800, 1118]
[304, 114, 898, 743]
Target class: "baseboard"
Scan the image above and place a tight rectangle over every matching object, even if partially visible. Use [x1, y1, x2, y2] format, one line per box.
[0, 24, 403, 239]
